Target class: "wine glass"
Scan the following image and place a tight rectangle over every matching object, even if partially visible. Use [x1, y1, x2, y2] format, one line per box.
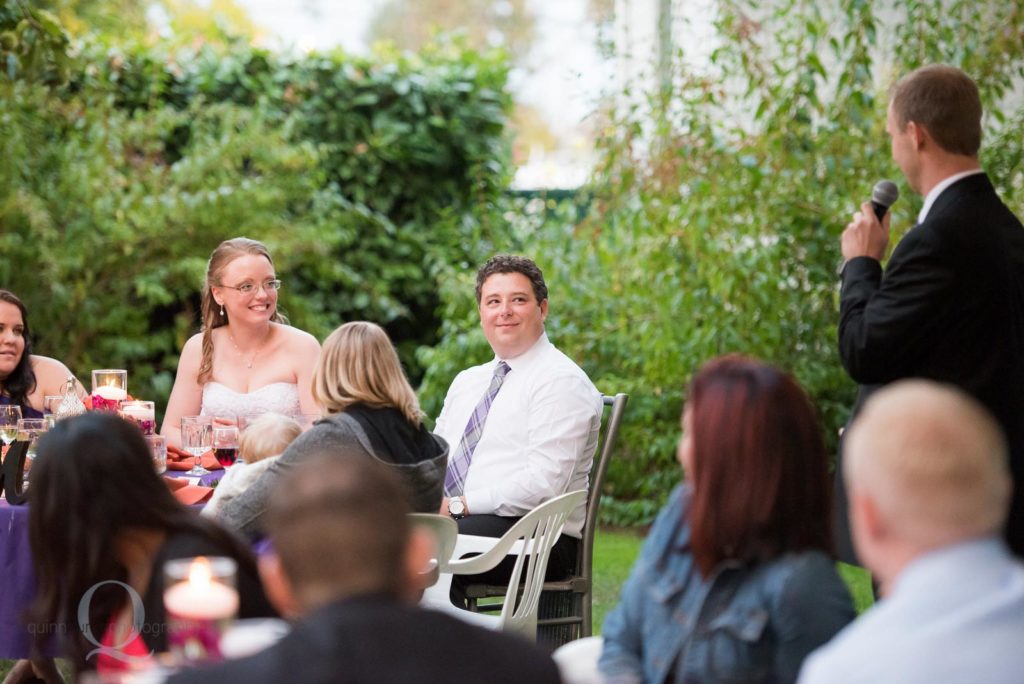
[0, 405, 22, 447]
[43, 395, 63, 429]
[180, 415, 213, 477]
[213, 425, 240, 468]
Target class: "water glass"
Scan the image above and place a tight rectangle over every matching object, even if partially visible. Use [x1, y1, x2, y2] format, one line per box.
[180, 415, 213, 476]
[17, 418, 48, 460]
[0, 405, 22, 446]
[212, 425, 240, 467]
[18, 417, 48, 487]
[146, 434, 167, 475]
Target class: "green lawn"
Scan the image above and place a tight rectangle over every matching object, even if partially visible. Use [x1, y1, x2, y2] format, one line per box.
[591, 528, 876, 633]
[592, 527, 645, 632]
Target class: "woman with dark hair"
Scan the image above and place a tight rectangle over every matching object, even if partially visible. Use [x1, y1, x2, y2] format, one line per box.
[599, 355, 855, 683]
[0, 289, 84, 418]
[27, 413, 275, 677]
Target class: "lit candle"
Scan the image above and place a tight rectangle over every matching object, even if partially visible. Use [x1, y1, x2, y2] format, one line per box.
[120, 404, 153, 420]
[94, 385, 128, 402]
[164, 557, 239, 663]
[165, 559, 239, 619]
[91, 369, 128, 412]
[120, 400, 156, 435]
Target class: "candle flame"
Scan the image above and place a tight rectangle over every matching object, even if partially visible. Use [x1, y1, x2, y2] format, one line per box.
[188, 556, 213, 587]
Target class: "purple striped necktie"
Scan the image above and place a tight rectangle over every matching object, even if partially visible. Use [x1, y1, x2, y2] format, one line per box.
[444, 361, 511, 497]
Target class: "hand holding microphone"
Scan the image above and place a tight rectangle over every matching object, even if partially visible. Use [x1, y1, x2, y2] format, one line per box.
[841, 180, 900, 262]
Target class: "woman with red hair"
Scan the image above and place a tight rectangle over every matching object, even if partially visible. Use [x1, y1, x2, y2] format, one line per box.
[599, 355, 855, 683]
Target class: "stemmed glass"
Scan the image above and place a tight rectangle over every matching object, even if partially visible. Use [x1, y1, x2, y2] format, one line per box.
[0, 405, 22, 448]
[18, 417, 48, 487]
[213, 425, 240, 468]
[181, 415, 213, 477]
[43, 395, 63, 429]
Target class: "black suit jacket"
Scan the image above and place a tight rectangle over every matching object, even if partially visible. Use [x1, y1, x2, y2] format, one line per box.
[166, 594, 562, 684]
[836, 173, 1024, 560]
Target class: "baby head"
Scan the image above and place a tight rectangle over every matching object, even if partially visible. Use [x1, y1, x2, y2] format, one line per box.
[240, 413, 303, 464]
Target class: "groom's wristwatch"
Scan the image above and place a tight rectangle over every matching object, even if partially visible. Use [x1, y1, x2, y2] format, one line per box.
[448, 497, 467, 520]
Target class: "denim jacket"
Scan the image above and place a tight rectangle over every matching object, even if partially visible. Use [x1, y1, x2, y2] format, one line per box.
[599, 485, 855, 684]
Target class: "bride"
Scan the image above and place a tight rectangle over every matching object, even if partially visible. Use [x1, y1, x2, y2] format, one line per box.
[161, 238, 321, 448]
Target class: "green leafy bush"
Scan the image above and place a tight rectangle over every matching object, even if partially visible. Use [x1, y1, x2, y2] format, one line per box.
[0, 1, 70, 84]
[1, 19, 514, 407]
[418, 0, 1024, 524]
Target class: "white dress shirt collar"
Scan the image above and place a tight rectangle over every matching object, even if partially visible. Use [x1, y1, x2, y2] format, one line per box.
[917, 168, 984, 224]
[494, 331, 549, 371]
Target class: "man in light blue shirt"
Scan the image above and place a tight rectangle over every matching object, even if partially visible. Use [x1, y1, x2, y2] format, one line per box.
[799, 380, 1024, 684]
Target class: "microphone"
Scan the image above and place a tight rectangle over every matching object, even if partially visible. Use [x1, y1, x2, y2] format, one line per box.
[870, 180, 899, 221]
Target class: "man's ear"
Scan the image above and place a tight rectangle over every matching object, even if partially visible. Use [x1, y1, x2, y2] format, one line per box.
[259, 552, 301, 618]
[539, 298, 548, 322]
[851, 488, 887, 548]
[906, 120, 927, 150]
[403, 528, 436, 603]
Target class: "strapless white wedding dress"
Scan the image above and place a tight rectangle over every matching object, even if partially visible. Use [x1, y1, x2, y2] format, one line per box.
[201, 381, 302, 419]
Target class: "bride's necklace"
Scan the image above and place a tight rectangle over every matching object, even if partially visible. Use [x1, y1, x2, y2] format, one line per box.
[228, 328, 271, 369]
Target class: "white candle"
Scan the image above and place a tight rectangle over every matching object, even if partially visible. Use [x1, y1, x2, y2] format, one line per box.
[120, 405, 155, 421]
[94, 385, 128, 402]
[164, 558, 239, 620]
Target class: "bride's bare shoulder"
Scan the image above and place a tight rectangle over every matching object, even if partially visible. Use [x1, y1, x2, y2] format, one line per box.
[274, 323, 320, 350]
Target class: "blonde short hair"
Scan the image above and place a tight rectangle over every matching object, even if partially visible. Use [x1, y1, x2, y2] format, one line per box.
[312, 322, 423, 425]
[239, 413, 302, 464]
[844, 380, 1011, 545]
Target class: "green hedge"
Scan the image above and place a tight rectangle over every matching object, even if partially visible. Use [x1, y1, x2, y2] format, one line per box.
[1, 4, 513, 405]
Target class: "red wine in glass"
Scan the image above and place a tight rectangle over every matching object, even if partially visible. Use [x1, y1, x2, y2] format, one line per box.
[214, 447, 238, 467]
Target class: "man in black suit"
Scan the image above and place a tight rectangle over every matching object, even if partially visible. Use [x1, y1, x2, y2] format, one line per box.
[836, 64, 1024, 563]
[167, 455, 561, 684]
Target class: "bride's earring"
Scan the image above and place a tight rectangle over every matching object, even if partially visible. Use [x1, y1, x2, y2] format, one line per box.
[220, 304, 225, 317]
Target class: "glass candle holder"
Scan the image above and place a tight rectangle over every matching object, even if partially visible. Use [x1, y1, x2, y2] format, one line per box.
[120, 400, 156, 435]
[91, 369, 128, 412]
[163, 556, 239, 665]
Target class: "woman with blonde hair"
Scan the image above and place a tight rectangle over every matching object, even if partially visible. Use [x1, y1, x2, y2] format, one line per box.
[162, 237, 321, 447]
[211, 321, 448, 538]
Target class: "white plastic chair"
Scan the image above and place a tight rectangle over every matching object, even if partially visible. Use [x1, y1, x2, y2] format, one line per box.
[553, 636, 605, 684]
[422, 489, 588, 641]
[409, 513, 459, 587]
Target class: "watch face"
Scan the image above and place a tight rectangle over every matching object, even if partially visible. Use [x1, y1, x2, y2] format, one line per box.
[449, 499, 465, 516]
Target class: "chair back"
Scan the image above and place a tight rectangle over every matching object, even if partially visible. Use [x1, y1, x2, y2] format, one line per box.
[409, 513, 459, 585]
[495, 489, 587, 639]
[579, 393, 629, 587]
[424, 489, 588, 641]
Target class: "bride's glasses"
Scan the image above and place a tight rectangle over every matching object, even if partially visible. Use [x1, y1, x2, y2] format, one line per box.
[219, 279, 282, 296]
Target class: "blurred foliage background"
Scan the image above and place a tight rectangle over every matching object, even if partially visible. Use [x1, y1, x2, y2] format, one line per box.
[2, 0, 1023, 525]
